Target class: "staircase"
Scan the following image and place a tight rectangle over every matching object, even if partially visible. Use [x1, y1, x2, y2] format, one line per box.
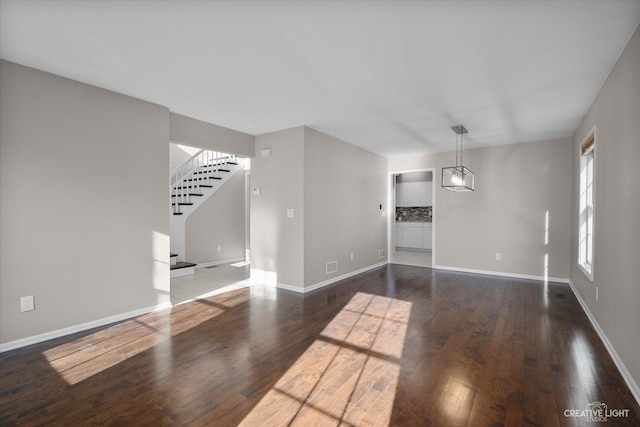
[170, 150, 245, 278]
[170, 253, 197, 278]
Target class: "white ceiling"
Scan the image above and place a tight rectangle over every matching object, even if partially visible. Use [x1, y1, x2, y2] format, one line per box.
[1, 1, 639, 157]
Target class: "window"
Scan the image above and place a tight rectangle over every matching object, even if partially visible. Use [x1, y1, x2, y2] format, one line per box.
[578, 130, 595, 280]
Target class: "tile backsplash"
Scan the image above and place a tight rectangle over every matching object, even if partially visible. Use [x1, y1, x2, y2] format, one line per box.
[396, 206, 432, 222]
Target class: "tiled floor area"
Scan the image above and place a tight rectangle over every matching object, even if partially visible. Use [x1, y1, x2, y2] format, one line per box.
[172, 253, 429, 305]
[392, 248, 432, 268]
[170, 261, 251, 305]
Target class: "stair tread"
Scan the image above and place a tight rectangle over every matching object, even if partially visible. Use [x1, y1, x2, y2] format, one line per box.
[171, 202, 193, 206]
[170, 261, 197, 270]
[170, 253, 178, 257]
[200, 163, 232, 168]
[171, 193, 203, 197]
[173, 212, 183, 215]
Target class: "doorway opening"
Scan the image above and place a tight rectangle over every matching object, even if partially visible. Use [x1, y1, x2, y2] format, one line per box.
[388, 169, 435, 268]
[169, 142, 251, 305]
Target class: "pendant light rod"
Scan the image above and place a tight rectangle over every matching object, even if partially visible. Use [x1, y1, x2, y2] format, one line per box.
[451, 125, 468, 168]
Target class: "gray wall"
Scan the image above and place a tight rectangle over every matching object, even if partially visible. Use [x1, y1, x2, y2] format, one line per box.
[170, 112, 255, 158]
[251, 127, 305, 288]
[570, 25, 640, 387]
[304, 127, 387, 288]
[169, 142, 199, 172]
[0, 60, 170, 344]
[251, 126, 387, 290]
[389, 138, 572, 280]
[186, 170, 246, 264]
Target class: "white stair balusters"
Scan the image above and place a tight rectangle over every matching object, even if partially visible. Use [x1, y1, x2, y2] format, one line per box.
[170, 150, 243, 215]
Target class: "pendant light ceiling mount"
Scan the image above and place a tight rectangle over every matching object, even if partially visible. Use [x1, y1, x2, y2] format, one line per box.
[442, 124, 475, 192]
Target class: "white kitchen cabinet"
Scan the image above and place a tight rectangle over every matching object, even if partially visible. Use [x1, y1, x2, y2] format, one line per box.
[403, 226, 423, 248]
[396, 181, 432, 207]
[396, 182, 408, 207]
[395, 222, 432, 250]
[407, 182, 427, 206]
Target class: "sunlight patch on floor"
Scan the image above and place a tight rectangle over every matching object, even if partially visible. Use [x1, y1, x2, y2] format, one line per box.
[240, 292, 411, 426]
[43, 288, 251, 385]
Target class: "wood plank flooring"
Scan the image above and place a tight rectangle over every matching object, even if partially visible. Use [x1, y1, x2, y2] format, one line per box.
[1, 264, 638, 426]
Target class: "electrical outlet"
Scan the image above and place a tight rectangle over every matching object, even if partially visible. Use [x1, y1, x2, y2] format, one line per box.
[350, 252, 354, 261]
[595, 286, 599, 301]
[217, 245, 222, 252]
[20, 296, 35, 312]
[495, 253, 501, 261]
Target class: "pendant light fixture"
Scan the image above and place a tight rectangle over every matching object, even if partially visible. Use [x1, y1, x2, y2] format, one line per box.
[442, 125, 475, 192]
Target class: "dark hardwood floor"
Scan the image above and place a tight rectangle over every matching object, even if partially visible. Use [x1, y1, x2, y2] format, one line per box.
[1, 264, 638, 426]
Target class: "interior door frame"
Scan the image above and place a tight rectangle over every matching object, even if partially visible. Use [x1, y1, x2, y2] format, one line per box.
[387, 167, 437, 266]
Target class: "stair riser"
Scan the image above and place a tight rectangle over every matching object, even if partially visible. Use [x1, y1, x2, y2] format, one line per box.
[170, 159, 244, 256]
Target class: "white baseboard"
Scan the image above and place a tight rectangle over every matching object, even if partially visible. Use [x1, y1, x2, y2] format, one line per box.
[195, 258, 245, 269]
[417, 263, 640, 405]
[566, 281, 640, 406]
[274, 262, 388, 294]
[0, 301, 173, 353]
[433, 264, 571, 284]
[274, 282, 304, 293]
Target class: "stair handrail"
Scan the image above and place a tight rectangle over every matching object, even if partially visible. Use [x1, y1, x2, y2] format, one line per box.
[170, 149, 240, 214]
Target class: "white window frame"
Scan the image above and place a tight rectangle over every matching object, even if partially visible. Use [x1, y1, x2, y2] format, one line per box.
[578, 127, 596, 281]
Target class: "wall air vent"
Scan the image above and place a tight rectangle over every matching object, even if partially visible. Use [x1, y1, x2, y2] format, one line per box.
[326, 261, 338, 275]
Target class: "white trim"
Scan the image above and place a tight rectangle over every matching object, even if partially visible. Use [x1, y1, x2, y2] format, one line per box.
[195, 257, 244, 269]
[170, 266, 195, 278]
[577, 125, 596, 282]
[406, 262, 640, 405]
[388, 168, 437, 269]
[432, 264, 571, 284]
[274, 282, 305, 293]
[567, 281, 640, 405]
[577, 262, 594, 282]
[275, 262, 388, 294]
[0, 301, 173, 353]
